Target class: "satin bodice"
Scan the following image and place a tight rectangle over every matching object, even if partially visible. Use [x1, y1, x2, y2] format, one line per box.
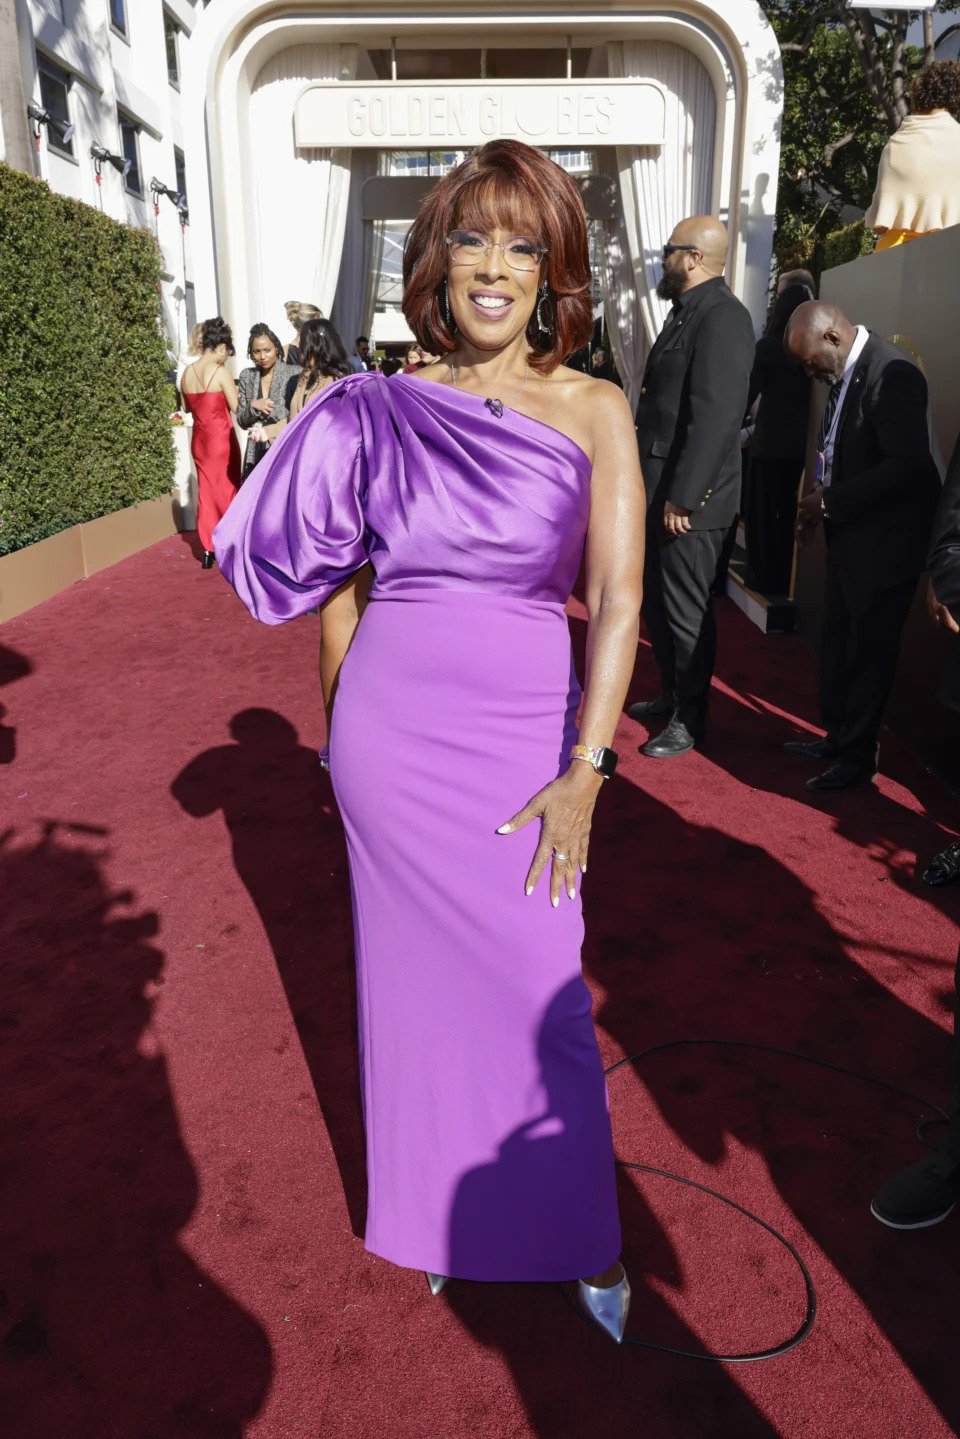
[214, 371, 592, 624]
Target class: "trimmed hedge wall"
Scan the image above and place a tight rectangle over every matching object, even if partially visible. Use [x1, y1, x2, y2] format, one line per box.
[0, 164, 174, 556]
[823, 219, 877, 271]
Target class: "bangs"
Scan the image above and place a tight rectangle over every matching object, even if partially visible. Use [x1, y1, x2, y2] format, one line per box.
[452, 169, 543, 242]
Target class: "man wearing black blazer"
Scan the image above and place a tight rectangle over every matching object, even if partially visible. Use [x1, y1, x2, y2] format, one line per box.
[871, 437, 960, 1231]
[784, 301, 941, 792]
[629, 216, 756, 758]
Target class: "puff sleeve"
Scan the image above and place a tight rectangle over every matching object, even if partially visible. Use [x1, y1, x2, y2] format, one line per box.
[214, 377, 370, 624]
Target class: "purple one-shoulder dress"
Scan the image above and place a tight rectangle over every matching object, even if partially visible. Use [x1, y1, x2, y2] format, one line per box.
[214, 371, 620, 1282]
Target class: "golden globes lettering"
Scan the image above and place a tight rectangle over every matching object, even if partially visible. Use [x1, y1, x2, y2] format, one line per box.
[296, 80, 666, 150]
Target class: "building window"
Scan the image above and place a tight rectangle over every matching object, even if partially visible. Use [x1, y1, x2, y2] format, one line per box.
[37, 58, 73, 158]
[164, 13, 180, 87]
[118, 111, 141, 195]
[174, 148, 187, 206]
[109, 0, 126, 36]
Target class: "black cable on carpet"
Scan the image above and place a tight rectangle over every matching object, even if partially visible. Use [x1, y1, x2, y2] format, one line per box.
[562, 1038, 949, 1363]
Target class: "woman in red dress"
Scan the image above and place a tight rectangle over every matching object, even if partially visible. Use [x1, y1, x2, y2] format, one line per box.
[181, 318, 242, 569]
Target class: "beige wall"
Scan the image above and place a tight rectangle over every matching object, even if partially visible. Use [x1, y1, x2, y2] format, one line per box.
[821, 227, 960, 471]
[796, 228, 960, 786]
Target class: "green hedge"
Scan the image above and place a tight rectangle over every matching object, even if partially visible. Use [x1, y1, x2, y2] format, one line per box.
[823, 219, 877, 271]
[0, 163, 174, 556]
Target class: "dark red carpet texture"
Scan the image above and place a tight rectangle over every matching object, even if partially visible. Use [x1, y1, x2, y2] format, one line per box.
[1, 536, 959, 1437]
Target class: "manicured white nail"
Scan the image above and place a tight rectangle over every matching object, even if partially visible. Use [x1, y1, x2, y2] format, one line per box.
[525, 885, 533, 896]
[552, 896, 559, 908]
[581, 865, 587, 874]
[568, 888, 575, 900]
[497, 824, 512, 834]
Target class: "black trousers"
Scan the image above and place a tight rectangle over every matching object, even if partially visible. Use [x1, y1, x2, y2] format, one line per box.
[744, 455, 803, 595]
[820, 556, 917, 769]
[642, 508, 727, 727]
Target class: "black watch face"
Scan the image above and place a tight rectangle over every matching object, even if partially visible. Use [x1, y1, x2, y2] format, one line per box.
[596, 747, 618, 779]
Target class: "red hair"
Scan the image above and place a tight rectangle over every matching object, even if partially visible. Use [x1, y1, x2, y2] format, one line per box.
[402, 141, 593, 375]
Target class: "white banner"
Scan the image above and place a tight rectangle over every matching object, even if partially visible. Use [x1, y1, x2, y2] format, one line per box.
[295, 80, 666, 150]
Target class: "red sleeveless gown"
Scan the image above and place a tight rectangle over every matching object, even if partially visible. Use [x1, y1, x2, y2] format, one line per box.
[183, 369, 242, 551]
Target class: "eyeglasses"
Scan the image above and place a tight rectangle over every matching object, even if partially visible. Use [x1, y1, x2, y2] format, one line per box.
[445, 229, 547, 273]
[662, 243, 702, 259]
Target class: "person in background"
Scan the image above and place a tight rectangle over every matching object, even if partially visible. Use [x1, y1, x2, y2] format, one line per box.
[402, 344, 425, 374]
[590, 346, 622, 388]
[629, 215, 756, 759]
[285, 318, 352, 419]
[283, 301, 323, 366]
[180, 317, 242, 570]
[865, 60, 960, 252]
[237, 324, 300, 479]
[777, 267, 816, 298]
[920, 434, 960, 887]
[282, 315, 362, 772]
[352, 336, 372, 372]
[784, 301, 941, 792]
[743, 281, 814, 594]
[870, 433, 960, 1230]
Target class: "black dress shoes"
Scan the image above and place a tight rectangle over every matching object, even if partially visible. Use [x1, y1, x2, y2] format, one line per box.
[871, 1157, 960, 1229]
[641, 716, 700, 759]
[627, 692, 676, 722]
[922, 839, 960, 888]
[784, 737, 836, 760]
[201, 550, 216, 570]
[805, 760, 874, 793]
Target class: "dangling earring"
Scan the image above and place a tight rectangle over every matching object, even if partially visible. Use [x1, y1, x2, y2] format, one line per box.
[536, 281, 554, 336]
[444, 281, 452, 332]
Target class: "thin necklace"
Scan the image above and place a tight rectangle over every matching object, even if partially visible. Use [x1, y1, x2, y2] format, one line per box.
[449, 360, 529, 415]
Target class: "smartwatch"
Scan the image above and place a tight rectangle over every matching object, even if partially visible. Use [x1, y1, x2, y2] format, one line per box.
[569, 744, 618, 779]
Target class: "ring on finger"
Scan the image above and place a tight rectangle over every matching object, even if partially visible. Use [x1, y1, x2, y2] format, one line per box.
[553, 851, 570, 862]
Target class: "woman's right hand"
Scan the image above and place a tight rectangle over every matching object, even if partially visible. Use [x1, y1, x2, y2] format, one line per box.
[251, 397, 275, 417]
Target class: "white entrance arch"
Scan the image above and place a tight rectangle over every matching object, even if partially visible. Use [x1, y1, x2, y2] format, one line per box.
[182, 2, 782, 348]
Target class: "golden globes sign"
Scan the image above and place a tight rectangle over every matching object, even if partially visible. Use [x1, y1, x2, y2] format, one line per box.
[295, 80, 666, 149]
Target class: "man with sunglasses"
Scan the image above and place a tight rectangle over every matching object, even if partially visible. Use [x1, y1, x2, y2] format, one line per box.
[629, 216, 756, 758]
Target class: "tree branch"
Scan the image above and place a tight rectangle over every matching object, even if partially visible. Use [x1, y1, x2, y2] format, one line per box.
[823, 131, 856, 168]
[890, 17, 909, 123]
[832, 3, 900, 132]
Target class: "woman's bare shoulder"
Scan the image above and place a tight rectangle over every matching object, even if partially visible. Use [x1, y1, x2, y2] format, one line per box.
[549, 367, 634, 438]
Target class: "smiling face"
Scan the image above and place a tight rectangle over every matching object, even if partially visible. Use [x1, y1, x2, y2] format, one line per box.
[445, 187, 544, 355]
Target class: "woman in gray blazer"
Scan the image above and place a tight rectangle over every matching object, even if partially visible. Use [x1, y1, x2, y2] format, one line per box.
[236, 323, 300, 478]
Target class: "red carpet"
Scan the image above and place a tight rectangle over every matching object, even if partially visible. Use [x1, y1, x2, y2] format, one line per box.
[1, 534, 959, 1437]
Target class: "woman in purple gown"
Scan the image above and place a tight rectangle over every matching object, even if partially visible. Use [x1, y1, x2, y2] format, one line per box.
[214, 141, 645, 1341]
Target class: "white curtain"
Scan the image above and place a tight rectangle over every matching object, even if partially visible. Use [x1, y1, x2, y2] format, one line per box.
[331, 151, 388, 352]
[601, 41, 717, 407]
[249, 44, 358, 332]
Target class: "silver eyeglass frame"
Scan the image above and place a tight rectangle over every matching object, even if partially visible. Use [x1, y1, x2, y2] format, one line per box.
[444, 231, 548, 273]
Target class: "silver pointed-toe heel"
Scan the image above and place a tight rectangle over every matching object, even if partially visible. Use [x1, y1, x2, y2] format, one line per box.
[577, 1266, 631, 1344]
[425, 1272, 449, 1296]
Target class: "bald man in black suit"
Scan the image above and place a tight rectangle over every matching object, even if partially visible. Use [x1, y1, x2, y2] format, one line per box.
[629, 215, 756, 759]
[784, 301, 940, 792]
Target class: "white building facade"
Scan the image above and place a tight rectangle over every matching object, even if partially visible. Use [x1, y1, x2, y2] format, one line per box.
[4, 0, 205, 365]
[182, 1, 782, 404]
[4, 1, 783, 407]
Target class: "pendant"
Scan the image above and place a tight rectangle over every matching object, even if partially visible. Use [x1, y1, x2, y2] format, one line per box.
[484, 397, 504, 418]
